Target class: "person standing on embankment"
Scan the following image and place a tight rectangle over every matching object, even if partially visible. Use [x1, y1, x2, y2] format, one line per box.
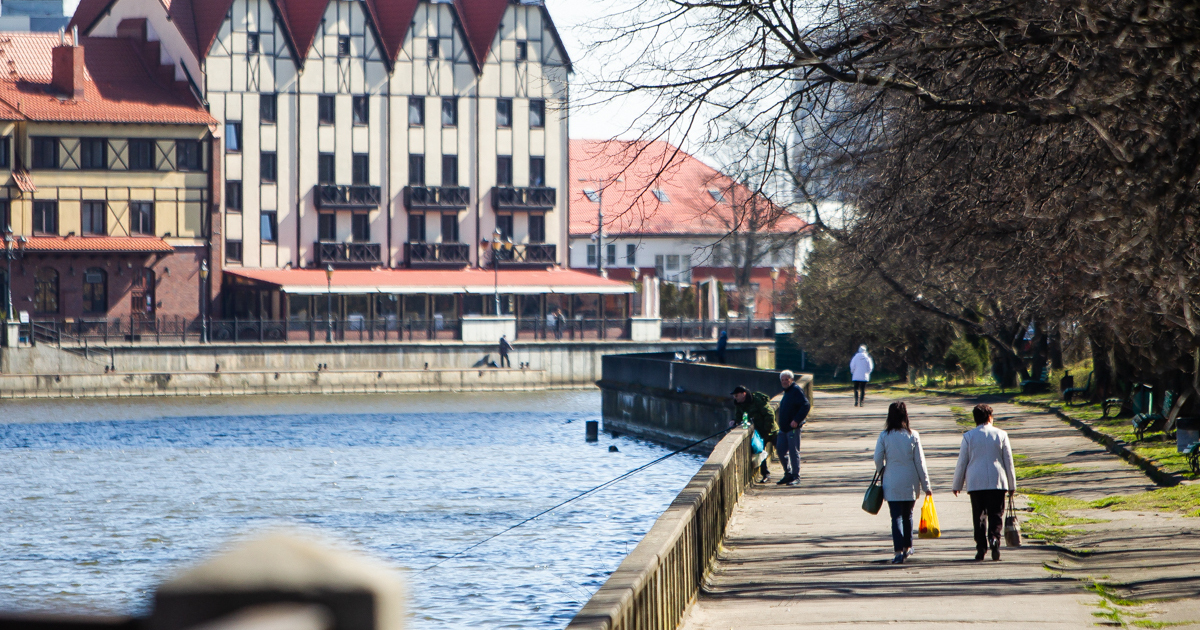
[850, 345, 874, 407]
[733, 385, 778, 483]
[775, 370, 811, 486]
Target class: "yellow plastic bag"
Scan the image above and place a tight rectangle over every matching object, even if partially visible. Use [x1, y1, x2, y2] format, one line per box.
[918, 495, 941, 539]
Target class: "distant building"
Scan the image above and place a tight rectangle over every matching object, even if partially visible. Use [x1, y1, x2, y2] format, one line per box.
[2, 0, 69, 32]
[569, 139, 810, 319]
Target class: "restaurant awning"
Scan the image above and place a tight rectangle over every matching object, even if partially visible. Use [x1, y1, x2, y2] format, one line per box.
[224, 268, 637, 296]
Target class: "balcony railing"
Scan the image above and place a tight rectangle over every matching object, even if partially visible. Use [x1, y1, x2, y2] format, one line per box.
[403, 186, 471, 210]
[314, 184, 382, 208]
[405, 242, 471, 266]
[491, 186, 556, 210]
[314, 241, 383, 266]
[493, 243, 557, 265]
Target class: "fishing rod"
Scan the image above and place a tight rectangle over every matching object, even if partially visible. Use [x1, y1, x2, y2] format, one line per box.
[420, 425, 734, 572]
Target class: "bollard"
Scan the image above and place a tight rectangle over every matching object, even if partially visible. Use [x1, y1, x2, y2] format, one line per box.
[585, 420, 599, 442]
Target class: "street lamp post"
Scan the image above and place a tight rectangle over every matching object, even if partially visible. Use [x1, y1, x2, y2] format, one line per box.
[199, 260, 209, 343]
[325, 264, 334, 343]
[769, 267, 780, 319]
[483, 228, 514, 316]
[2, 230, 25, 348]
[579, 177, 622, 278]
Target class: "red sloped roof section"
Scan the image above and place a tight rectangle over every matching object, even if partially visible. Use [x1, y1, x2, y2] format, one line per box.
[67, 0, 116, 34]
[363, 0, 420, 65]
[22, 236, 175, 253]
[185, 0, 237, 61]
[276, 0, 331, 63]
[0, 34, 214, 124]
[568, 139, 807, 237]
[454, 0, 508, 67]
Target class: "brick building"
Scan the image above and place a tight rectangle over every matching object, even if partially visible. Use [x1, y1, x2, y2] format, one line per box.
[0, 29, 215, 330]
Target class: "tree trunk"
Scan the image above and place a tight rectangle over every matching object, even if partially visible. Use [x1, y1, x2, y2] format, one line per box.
[1089, 332, 1115, 403]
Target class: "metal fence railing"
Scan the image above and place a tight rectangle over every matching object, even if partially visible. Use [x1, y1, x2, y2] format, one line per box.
[660, 318, 776, 340]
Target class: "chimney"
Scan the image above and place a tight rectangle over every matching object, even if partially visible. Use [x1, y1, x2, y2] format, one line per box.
[51, 27, 85, 100]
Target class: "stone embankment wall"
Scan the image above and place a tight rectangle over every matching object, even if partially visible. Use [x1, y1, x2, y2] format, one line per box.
[566, 428, 754, 630]
[0, 341, 772, 399]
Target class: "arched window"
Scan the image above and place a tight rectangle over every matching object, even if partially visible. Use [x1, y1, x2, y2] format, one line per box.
[82, 268, 107, 315]
[34, 268, 58, 314]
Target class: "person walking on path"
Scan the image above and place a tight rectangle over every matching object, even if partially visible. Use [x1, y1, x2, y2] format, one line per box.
[873, 401, 932, 564]
[499, 334, 513, 368]
[850, 345, 874, 407]
[733, 385, 779, 483]
[775, 370, 811, 486]
[952, 403, 1017, 561]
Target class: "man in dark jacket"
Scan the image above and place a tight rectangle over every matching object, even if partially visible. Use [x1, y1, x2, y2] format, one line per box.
[499, 335, 513, 368]
[733, 385, 778, 482]
[775, 369, 811, 486]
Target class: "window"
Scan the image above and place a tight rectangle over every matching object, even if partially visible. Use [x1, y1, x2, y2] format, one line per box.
[712, 244, 725, 266]
[224, 122, 242, 153]
[260, 94, 277, 124]
[318, 95, 335, 124]
[516, 41, 528, 61]
[34, 268, 58, 313]
[583, 189, 599, 203]
[587, 244, 597, 266]
[529, 156, 545, 187]
[246, 33, 259, 54]
[428, 38, 440, 59]
[261, 211, 278, 243]
[352, 96, 368, 125]
[80, 138, 107, 169]
[408, 214, 426, 242]
[530, 99, 545, 128]
[81, 201, 106, 235]
[529, 214, 545, 243]
[260, 152, 277, 183]
[176, 140, 202, 170]
[318, 154, 335, 184]
[351, 214, 370, 241]
[496, 155, 513, 186]
[352, 154, 369, 185]
[496, 98, 512, 127]
[32, 137, 58, 168]
[408, 154, 425, 186]
[128, 139, 154, 170]
[708, 189, 725, 203]
[32, 201, 57, 234]
[225, 181, 242, 211]
[442, 155, 458, 186]
[442, 97, 457, 126]
[408, 96, 424, 126]
[318, 213, 336, 241]
[441, 213, 459, 242]
[226, 239, 243, 263]
[337, 35, 350, 57]
[655, 254, 664, 276]
[0, 136, 10, 168]
[606, 244, 617, 266]
[83, 268, 107, 314]
[130, 202, 154, 235]
[496, 215, 513, 240]
[666, 255, 680, 271]
[653, 189, 670, 203]
[0, 200, 8, 230]
[626, 243, 637, 266]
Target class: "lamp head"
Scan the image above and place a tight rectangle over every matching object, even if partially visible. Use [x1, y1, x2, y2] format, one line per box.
[200, 260, 209, 280]
[631, 267, 640, 280]
[325, 264, 334, 281]
[770, 267, 779, 281]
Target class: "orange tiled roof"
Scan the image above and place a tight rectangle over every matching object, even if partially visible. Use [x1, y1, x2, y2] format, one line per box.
[569, 139, 807, 238]
[0, 33, 214, 125]
[226, 267, 635, 295]
[21, 236, 175, 253]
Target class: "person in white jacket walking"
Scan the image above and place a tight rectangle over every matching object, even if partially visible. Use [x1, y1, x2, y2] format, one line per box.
[952, 404, 1018, 561]
[873, 401, 932, 564]
[850, 345, 874, 407]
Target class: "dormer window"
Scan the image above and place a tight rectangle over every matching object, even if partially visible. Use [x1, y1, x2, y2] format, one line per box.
[708, 189, 725, 203]
[583, 189, 599, 203]
[652, 189, 670, 203]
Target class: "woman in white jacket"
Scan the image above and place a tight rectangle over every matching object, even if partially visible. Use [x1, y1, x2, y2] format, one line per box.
[952, 403, 1017, 561]
[873, 402, 932, 564]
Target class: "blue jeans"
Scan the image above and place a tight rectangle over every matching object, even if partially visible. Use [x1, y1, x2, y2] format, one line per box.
[888, 500, 915, 552]
[776, 430, 801, 479]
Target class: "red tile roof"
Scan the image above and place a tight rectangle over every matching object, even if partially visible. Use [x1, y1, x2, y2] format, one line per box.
[70, 0, 235, 62]
[0, 33, 214, 125]
[21, 236, 175, 253]
[226, 267, 635, 295]
[569, 139, 807, 237]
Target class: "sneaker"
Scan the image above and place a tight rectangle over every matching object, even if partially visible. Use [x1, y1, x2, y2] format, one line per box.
[775, 475, 793, 486]
[902, 548, 913, 560]
[759, 474, 770, 483]
[891, 553, 904, 564]
[991, 540, 1001, 561]
[786, 478, 800, 486]
[974, 550, 986, 561]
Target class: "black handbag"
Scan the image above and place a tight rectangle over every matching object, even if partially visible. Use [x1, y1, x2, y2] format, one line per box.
[1004, 493, 1022, 547]
[862, 468, 884, 514]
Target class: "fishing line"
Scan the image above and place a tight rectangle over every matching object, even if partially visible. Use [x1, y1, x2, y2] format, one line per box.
[419, 426, 733, 572]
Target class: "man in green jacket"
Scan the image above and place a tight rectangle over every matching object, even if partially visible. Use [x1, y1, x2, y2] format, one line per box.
[733, 385, 779, 482]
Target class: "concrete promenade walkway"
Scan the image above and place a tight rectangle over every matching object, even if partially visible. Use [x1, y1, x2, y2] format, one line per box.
[678, 392, 1115, 629]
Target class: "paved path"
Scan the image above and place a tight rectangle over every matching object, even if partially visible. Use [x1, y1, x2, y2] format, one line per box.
[678, 391, 1149, 630]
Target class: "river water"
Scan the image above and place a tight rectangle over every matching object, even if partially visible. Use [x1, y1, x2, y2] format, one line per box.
[0, 391, 704, 628]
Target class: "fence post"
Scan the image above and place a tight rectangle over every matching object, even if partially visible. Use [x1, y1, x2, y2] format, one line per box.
[234, 317, 239, 342]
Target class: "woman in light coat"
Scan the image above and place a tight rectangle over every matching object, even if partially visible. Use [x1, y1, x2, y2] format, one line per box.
[873, 401, 932, 564]
[952, 403, 1017, 561]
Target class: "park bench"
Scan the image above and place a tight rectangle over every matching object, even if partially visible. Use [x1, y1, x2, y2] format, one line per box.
[1133, 390, 1176, 442]
[1062, 371, 1093, 406]
[1184, 441, 1200, 475]
[1021, 365, 1051, 394]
